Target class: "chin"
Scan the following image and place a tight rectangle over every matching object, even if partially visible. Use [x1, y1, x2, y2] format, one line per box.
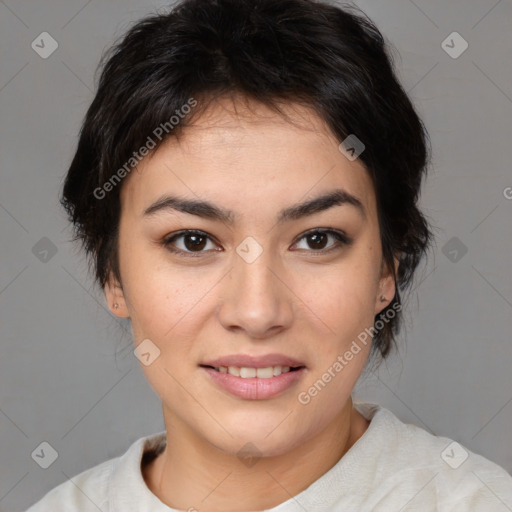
[215, 431, 305, 460]
[197, 410, 311, 459]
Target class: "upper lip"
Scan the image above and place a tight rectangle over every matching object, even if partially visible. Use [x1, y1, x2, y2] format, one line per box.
[201, 353, 306, 368]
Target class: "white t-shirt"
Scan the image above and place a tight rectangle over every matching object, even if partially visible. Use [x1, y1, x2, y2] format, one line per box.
[26, 402, 512, 511]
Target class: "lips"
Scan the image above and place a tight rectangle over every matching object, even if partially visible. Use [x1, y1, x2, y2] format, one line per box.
[201, 365, 306, 400]
[200, 353, 306, 369]
[207, 365, 298, 379]
[199, 353, 307, 400]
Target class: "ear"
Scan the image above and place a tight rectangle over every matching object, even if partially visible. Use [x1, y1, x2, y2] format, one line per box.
[104, 272, 130, 318]
[375, 253, 400, 315]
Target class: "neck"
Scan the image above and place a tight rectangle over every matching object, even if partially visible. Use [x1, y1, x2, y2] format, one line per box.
[143, 397, 369, 512]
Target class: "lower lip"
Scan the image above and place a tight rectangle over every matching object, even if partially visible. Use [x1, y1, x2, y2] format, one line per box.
[201, 367, 306, 400]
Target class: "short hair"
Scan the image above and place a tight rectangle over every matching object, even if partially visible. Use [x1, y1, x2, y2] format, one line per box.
[61, 0, 434, 362]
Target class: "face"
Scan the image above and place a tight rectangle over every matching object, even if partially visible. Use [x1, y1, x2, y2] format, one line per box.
[107, 97, 397, 457]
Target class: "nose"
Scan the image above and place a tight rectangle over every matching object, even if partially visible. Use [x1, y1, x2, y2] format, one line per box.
[217, 248, 294, 339]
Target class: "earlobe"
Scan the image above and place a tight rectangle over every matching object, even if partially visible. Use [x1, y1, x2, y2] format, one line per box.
[375, 253, 400, 314]
[104, 274, 130, 318]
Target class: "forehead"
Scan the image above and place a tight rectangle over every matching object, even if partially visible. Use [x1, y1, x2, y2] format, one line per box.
[121, 97, 377, 222]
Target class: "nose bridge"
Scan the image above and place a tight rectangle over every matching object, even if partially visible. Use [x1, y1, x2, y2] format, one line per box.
[217, 240, 293, 337]
[236, 248, 277, 299]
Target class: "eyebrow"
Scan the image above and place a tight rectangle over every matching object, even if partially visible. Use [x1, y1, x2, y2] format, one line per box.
[143, 188, 366, 224]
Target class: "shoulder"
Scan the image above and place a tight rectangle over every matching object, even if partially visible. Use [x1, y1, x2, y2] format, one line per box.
[25, 432, 165, 512]
[354, 402, 512, 510]
[25, 458, 114, 512]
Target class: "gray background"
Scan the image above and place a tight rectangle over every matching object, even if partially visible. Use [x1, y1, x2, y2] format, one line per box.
[1, 0, 511, 510]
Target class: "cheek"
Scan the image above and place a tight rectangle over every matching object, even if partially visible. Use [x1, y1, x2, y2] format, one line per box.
[287, 264, 378, 392]
[298, 259, 378, 333]
[120, 237, 223, 350]
[295, 272, 374, 420]
[125, 268, 213, 341]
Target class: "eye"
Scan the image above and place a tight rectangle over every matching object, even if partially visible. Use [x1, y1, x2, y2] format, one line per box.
[163, 230, 220, 257]
[162, 228, 352, 258]
[292, 229, 352, 253]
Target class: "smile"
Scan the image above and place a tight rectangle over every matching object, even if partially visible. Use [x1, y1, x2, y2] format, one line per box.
[202, 365, 303, 378]
[200, 365, 306, 400]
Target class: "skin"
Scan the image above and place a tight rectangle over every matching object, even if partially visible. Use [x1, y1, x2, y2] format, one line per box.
[106, 96, 399, 511]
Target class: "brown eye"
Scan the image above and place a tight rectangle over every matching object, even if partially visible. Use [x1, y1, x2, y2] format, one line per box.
[163, 230, 219, 256]
[306, 232, 328, 249]
[293, 229, 352, 252]
[183, 233, 207, 251]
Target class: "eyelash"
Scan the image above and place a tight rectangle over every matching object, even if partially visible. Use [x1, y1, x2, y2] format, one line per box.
[162, 228, 353, 258]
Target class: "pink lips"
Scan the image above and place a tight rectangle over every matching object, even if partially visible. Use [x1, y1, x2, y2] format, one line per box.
[201, 353, 305, 369]
[199, 353, 307, 400]
[201, 366, 306, 400]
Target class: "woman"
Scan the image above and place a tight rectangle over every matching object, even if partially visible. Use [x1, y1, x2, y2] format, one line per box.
[27, 0, 512, 510]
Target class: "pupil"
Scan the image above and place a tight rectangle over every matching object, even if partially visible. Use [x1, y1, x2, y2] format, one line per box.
[309, 233, 327, 249]
[185, 234, 206, 251]
[183, 233, 328, 252]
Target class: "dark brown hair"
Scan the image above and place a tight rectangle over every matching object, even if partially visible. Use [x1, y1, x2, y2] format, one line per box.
[61, 0, 434, 362]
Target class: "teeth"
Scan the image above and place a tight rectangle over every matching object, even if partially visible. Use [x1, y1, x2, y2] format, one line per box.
[228, 366, 240, 376]
[215, 365, 295, 378]
[240, 367, 256, 378]
[256, 367, 273, 379]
